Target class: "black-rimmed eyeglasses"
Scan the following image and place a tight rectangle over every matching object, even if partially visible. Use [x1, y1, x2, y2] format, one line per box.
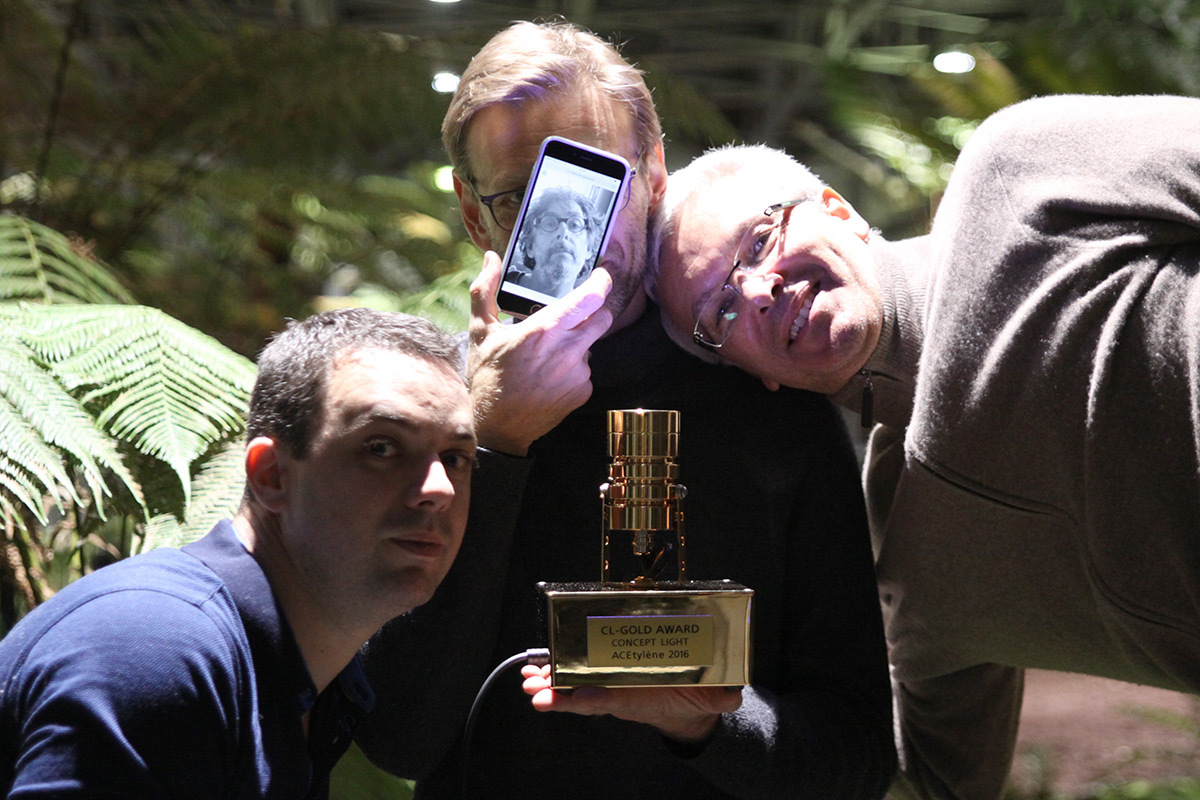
[467, 160, 640, 232]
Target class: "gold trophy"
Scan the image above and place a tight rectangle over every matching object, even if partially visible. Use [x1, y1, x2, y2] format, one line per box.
[537, 409, 753, 688]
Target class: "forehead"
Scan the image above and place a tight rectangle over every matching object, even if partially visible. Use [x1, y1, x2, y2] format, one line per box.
[320, 348, 472, 436]
[659, 172, 778, 321]
[536, 195, 585, 215]
[463, 93, 636, 190]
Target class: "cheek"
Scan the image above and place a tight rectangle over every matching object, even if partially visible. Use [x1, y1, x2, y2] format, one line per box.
[611, 207, 647, 263]
[485, 222, 512, 255]
[452, 481, 472, 518]
[445, 496, 471, 545]
[614, 202, 639, 238]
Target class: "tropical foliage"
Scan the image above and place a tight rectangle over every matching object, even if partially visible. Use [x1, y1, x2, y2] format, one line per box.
[0, 214, 255, 631]
[2, 0, 477, 359]
[3, 0, 1200, 796]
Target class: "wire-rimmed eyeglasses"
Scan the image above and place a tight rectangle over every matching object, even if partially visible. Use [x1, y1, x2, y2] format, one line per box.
[691, 198, 811, 353]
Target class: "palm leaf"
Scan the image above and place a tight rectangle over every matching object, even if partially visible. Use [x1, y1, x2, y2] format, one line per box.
[0, 215, 134, 305]
[0, 335, 140, 524]
[0, 304, 255, 505]
[143, 439, 246, 551]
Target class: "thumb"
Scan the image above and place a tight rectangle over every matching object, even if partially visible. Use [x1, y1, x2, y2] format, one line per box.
[469, 251, 503, 342]
[532, 267, 613, 333]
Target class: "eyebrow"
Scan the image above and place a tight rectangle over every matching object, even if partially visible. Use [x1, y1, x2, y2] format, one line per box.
[360, 412, 476, 441]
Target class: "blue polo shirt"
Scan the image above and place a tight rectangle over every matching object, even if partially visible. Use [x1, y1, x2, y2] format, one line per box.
[0, 520, 373, 799]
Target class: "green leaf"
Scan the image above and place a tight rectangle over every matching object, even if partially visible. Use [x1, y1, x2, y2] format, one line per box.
[0, 335, 141, 522]
[143, 439, 246, 551]
[0, 215, 134, 305]
[0, 304, 256, 505]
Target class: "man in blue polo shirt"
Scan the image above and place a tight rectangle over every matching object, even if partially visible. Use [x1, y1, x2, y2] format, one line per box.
[0, 308, 476, 799]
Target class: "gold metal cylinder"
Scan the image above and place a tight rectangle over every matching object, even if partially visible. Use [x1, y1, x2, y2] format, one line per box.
[605, 409, 679, 531]
[608, 408, 679, 459]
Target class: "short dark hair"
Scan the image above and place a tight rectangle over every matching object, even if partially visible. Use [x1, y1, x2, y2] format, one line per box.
[247, 308, 463, 458]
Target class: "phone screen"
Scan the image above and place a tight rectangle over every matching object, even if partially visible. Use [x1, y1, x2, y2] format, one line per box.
[497, 137, 630, 318]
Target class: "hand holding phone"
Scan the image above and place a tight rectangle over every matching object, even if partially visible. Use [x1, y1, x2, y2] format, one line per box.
[497, 137, 631, 318]
[468, 250, 613, 455]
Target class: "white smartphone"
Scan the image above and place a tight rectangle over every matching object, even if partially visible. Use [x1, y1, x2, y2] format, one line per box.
[496, 136, 631, 318]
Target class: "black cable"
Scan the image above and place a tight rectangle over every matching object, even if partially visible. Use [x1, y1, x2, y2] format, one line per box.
[461, 648, 550, 800]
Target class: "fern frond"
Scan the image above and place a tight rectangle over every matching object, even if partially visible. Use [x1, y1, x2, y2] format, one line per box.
[1, 304, 256, 505]
[143, 440, 245, 552]
[0, 336, 142, 522]
[0, 451, 57, 526]
[0, 389, 77, 519]
[0, 215, 134, 305]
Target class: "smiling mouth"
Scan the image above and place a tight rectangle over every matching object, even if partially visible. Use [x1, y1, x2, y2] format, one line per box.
[787, 282, 819, 344]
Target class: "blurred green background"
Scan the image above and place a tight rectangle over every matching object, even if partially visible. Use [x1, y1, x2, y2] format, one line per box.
[3, 1, 1199, 797]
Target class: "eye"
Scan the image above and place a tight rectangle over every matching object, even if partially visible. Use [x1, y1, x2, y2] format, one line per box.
[441, 450, 476, 473]
[365, 438, 399, 458]
[494, 188, 525, 212]
[743, 227, 774, 266]
[710, 287, 740, 338]
[716, 291, 738, 321]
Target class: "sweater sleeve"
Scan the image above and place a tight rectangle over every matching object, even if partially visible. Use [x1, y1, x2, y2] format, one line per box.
[679, 401, 898, 799]
[3, 591, 246, 799]
[890, 664, 1025, 800]
[353, 446, 532, 779]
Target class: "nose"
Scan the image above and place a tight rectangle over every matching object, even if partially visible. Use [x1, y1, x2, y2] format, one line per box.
[409, 457, 455, 511]
[737, 269, 784, 312]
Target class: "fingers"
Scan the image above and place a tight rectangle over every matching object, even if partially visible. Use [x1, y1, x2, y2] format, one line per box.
[469, 251, 503, 342]
[521, 664, 550, 682]
[465, 263, 611, 454]
[521, 665, 557, 711]
[513, 268, 612, 364]
[528, 267, 613, 334]
[518, 664, 745, 723]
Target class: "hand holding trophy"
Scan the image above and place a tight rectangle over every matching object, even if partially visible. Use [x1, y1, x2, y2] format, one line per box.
[537, 409, 754, 690]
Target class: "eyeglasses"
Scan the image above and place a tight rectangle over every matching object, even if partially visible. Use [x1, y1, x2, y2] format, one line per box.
[534, 214, 587, 233]
[468, 158, 641, 232]
[692, 198, 811, 353]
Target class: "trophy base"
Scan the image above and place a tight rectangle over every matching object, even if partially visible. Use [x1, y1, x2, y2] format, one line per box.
[537, 580, 753, 688]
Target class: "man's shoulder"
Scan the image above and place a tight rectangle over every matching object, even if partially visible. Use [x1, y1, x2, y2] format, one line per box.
[0, 549, 244, 684]
[55, 547, 228, 610]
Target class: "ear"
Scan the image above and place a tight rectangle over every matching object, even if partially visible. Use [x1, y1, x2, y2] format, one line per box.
[820, 187, 871, 241]
[642, 140, 669, 213]
[454, 173, 494, 251]
[760, 376, 781, 392]
[244, 436, 288, 513]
